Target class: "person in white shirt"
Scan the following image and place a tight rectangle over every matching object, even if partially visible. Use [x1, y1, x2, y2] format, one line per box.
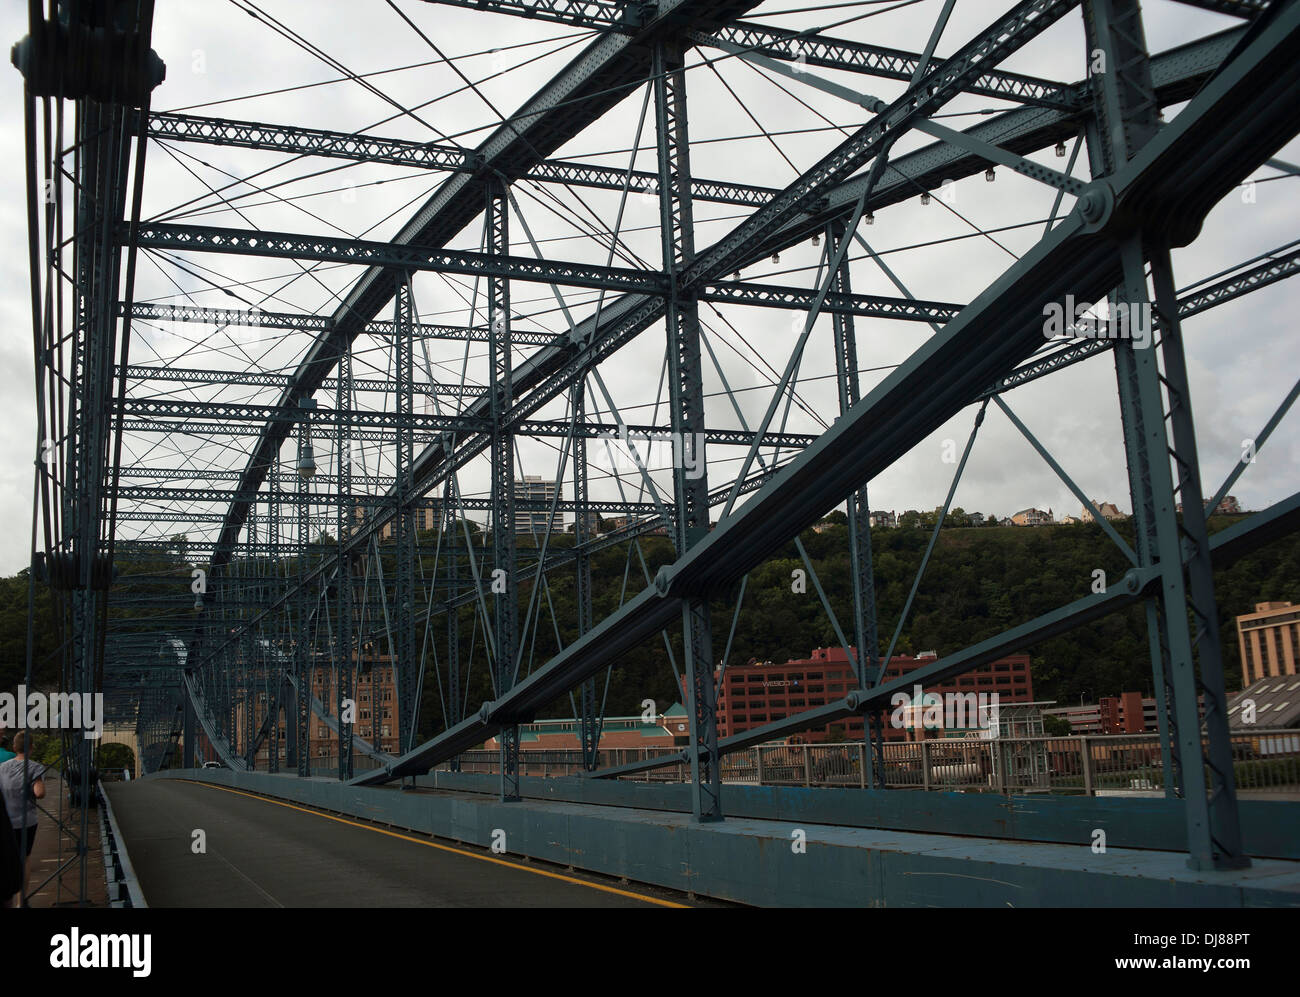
[0, 731, 45, 905]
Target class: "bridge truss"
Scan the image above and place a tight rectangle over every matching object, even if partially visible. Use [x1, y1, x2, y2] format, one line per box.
[14, 0, 1300, 903]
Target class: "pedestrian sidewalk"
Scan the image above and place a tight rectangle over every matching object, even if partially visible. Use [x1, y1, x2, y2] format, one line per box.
[20, 770, 108, 907]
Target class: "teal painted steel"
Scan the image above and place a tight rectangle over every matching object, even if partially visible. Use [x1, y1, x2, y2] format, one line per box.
[147, 770, 1300, 907]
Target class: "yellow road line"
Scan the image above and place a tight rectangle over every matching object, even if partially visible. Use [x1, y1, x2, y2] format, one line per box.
[174, 778, 687, 908]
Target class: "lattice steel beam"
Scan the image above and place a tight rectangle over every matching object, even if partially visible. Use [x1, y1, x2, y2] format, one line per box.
[349, 3, 1300, 784]
[147, 111, 779, 207]
[123, 301, 561, 345]
[129, 222, 668, 295]
[697, 21, 1079, 110]
[114, 397, 486, 430]
[121, 365, 482, 397]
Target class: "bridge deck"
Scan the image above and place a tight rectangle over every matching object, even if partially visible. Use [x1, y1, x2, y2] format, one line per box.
[103, 779, 689, 907]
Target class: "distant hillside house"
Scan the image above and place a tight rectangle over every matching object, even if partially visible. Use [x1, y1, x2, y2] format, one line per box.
[869, 510, 898, 528]
[1080, 500, 1123, 523]
[1179, 495, 1242, 515]
[1011, 507, 1054, 526]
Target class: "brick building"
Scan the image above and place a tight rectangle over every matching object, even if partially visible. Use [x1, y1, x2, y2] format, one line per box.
[710, 646, 1034, 744]
[234, 647, 401, 766]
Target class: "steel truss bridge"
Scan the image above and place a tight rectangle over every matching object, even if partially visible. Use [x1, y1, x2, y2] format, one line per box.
[13, 0, 1300, 905]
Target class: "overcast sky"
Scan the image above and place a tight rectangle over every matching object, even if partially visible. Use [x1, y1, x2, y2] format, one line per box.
[0, 0, 1296, 577]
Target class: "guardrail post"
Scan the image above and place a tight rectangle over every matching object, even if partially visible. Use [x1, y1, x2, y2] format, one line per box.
[1081, 736, 1094, 796]
[803, 745, 811, 787]
[756, 746, 765, 786]
[859, 743, 866, 788]
[921, 741, 930, 791]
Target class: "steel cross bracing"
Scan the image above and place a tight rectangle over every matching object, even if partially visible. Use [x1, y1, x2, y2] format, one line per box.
[331, 0, 1299, 838]
[189, 11, 1227, 603]
[22, 0, 1299, 886]
[152, 3, 1279, 764]
[196, 0, 764, 581]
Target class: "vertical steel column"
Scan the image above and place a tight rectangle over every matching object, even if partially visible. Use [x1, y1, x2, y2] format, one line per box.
[1148, 249, 1246, 867]
[574, 379, 599, 770]
[182, 690, 195, 768]
[244, 511, 257, 768]
[1085, 0, 1246, 869]
[294, 402, 314, 777]
[655, 41, 720, 822]
[1083, 0, 1178, 798]
[336, 340, 355, 780]
[394, 277, 418, 754]
[487, 176, 520, 801]
[67, 95, 125, 892]
[827, 220, 885, 787]
[268, 459, 281, 773]
[444, 477, 462, 771]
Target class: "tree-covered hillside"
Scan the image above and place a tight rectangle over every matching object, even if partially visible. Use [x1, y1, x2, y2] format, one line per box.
[2, 514, 1293, 745]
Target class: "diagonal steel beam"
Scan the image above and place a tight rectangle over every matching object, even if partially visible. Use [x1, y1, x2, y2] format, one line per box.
[183, 7, 1258, 699]
[346, 6, 1300, 785]
[199, 0, 763, 576]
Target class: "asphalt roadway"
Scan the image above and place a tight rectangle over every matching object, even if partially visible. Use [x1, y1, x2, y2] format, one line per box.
[104, 779, 694, 907]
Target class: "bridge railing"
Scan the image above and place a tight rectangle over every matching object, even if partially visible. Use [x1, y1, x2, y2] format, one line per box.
[423, 730, 1300, 796]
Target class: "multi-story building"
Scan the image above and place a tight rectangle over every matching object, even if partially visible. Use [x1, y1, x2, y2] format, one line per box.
[710, 646, 1034, 744]
[568, 511, 601, 536]
[598, 514, 666, 536]
[515, 475, 563, 536]
[869, 510, 898, 528]
[234, 647, 401, 767]
[1237, 601, 1300, 686]
[1012, 507, 1054, 526]
[1043, 693, 1208, 735]
[308, 654, 401, 759]
[1098, 691, 1147, 734]
[377, 499, 439, 540]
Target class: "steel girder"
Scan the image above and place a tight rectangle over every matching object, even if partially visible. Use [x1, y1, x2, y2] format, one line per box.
[121, 365, 483, 397]
[130, 221, 670, 295]
[345, 2, 1300, 790]
[146, 110, 781, 207]
[38, 0, 1289, 883]
[124, 260, 959, 325]
[174, 11, 1282, 779]
[486, 176, 521, 800]
[197, 0, 763, 580]
[178, 14, 1232, 619]
[654, 38, 720, 821]
[123, 300, 561, 346]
